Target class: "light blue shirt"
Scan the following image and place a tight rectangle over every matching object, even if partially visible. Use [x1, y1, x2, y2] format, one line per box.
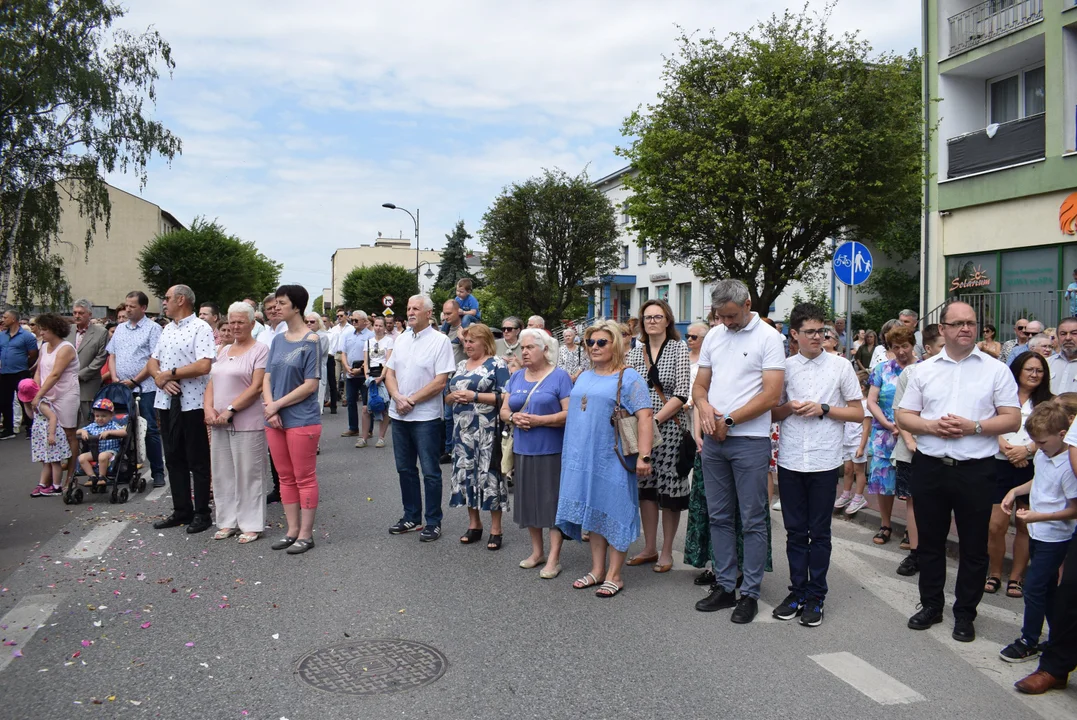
[106, 316, 162, 392]
[1006, 344, 1029, 366]
[340, 328, 374, 368]
[0, 326, 37, 374]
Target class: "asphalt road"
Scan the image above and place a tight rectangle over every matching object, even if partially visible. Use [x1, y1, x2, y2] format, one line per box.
[1, 410, 1074, 720]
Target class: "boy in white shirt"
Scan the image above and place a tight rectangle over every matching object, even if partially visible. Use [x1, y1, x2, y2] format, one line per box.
[998, 402, 1077, 664]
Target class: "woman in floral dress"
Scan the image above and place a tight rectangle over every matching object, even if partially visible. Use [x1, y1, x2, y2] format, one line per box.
[866, 324, 917, 545]
[447, 323, 510, 550]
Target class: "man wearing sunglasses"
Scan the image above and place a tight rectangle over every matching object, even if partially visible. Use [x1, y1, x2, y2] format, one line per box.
[495, 317, 524, 373]
[325, 309, 350, 415]
[1006, 320, 1044, 367]
[1000, 318, 1030, 365]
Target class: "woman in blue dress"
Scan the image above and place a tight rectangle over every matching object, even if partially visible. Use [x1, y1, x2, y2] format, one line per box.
[447, 323, 510, 550]
[556, 319, 654, 598]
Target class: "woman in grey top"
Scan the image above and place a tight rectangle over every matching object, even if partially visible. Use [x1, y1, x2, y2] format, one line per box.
[263, 284, 322, 555]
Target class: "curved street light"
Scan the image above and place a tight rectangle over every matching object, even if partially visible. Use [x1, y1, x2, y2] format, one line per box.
[382, 203, 420, 284]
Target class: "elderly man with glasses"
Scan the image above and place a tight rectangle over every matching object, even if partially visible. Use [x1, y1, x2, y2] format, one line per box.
[324, 309, 350, 415]
[1006, 320, 1044, 367]
[1048, 317, 1077, 395]
[340, 311, 374, 437]
[1000, 318, 1030, 365]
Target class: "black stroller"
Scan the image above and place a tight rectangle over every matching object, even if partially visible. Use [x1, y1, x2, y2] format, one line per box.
[64, 383, 146, 505]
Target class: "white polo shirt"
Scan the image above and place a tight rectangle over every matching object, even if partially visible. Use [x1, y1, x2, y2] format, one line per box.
[897, 346, 1019, 461]
[778, 351, 862, 472]
[697, 312, 786, 438]
[386, 325, 456, 422]
[326, 322, 349, 354]
[1027, 448, 1077, 543]
[256, 321, 287, 347]
[1048, 352, 1077, 395]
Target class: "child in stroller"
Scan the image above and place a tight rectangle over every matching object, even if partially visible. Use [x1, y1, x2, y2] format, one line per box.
[75, 397, 127, 493]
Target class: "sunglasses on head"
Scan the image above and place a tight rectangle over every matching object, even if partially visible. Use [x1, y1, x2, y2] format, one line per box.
[585, 338, 610, 348]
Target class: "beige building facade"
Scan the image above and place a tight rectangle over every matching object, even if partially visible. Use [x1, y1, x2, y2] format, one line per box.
[328, 238, 441, 311]
[56, 183, 182, 316]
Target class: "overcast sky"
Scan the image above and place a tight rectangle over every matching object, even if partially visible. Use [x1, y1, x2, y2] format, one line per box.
[111, 0, 923, 302]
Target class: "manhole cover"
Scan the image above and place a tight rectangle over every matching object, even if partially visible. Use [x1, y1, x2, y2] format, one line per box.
[295, 639, 447, 696]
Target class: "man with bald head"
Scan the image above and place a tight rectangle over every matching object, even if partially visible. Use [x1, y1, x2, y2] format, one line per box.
[1006, 320, 1044, 366]
[897, 300, 1020, 643]
[1000, 318, 1030, 364]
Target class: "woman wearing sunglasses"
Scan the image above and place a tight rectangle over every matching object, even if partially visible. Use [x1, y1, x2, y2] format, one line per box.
[556, 320, 653, 598]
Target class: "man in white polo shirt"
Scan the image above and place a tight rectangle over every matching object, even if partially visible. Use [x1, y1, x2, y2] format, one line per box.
[771, 302, 863, 628]
[1048, 316, 1077, 395]
[692, 279, 786, 624]
[897, 300, 1020, 643]
[385, 295, 456, 543]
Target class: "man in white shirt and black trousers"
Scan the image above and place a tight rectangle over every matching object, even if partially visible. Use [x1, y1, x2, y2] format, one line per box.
[771, 303, 863, 628]
[897, 300, 1020, 642]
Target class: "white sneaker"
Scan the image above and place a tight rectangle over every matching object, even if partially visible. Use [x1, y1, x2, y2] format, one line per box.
[833, 493, 852, 509]
[771, 499, 782, 512]
[375, 438, 386, 448]
[355, 438, 367, 448]
[845, 495, 868, 514]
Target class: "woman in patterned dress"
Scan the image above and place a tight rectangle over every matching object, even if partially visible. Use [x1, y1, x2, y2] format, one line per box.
[625, 300, 691, 572]
[866, 324, 917, 545]
[447, 323, 510, 550]
[556, 326, 590, 381]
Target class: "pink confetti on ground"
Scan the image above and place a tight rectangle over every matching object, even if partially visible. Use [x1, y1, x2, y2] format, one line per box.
[80, 640, 91, 647]
[140, 622, 151, 629]
[12, 649, 22, 658]
[184, 642, 194, 647]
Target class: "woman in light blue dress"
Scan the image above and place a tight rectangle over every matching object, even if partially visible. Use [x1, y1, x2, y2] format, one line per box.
[556, 320, 654, 598]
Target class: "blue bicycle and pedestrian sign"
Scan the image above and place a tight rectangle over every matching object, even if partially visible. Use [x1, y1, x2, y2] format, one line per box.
[832, 241, 873, 286]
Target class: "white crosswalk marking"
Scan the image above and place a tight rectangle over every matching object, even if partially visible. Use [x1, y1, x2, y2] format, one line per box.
[65, 520, 130, 559]
[809, 651, 925, 705]
[0, 595, 64, 673]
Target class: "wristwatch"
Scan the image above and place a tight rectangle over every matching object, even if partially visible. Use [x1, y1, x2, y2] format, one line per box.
[724, 416, 736, 427]
[226, 405, 236, 414]
[820, 403, 831, 419]
[171, 367, 177, 377]
[974, 421, 983, 435]
[641, 455, 653, 463]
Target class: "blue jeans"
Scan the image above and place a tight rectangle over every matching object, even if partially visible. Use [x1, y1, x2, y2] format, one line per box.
[701, 434, 771, 599]
[344, 375, 367, 432]
[392, 418, 444, 527]
[1022, 537, 1071, 646]
[136, 390, 164, 479]
[778, 466, 836, 601]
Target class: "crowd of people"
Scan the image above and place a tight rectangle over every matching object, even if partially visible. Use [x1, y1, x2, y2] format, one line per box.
[3, 272, 1077, 697]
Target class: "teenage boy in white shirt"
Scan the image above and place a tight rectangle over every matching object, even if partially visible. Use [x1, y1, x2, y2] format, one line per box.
[771, 303, 863, 627]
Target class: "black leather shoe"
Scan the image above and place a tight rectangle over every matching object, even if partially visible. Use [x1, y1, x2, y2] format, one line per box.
[694, 569, 716, 586]
[186, 515, 212, 534]
[695, 586, 737, 613]
[896, 553, 919, 576]
[907, 605, 944, 630]
[730, 596, 758, 624]
[953, 618, 976, 643]
[153, 513, 192, 529]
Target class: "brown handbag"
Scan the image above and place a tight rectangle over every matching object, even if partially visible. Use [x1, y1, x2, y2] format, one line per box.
[611, 368, 663, 471]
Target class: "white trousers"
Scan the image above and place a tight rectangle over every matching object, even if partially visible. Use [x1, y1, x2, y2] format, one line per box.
[210, 428, 267, 533]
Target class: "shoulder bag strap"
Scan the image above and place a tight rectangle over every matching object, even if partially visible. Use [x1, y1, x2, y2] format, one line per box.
[612, 368, 634, 472]
[643, 344, 682, 431]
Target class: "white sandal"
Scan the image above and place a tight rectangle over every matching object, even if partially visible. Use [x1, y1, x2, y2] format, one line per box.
[573, 572, 603, 589]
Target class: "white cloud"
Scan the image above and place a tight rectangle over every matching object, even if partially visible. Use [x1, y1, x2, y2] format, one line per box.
[107, 0, 922, 301]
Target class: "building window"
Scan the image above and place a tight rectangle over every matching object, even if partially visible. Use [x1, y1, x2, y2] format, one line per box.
[638, 241, 647, 265]
[988, 65, 1045, 124]
[620, 202, 630, 226]
[620, 245, 629, 269]
[638, 287, 649, 307]
[677, 282, 692, 322]
[656, 284, 669, 302]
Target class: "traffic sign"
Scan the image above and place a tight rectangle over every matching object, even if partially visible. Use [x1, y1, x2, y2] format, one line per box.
[382, 295, 394, 307]
[832, 242, 873, 286]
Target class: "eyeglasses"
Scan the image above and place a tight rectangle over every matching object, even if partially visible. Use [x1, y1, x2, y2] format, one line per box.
[1016, 325, 1027, 331]
[349, 319, 360, 324]
[1023, 367, 1044, 375]
[823, 333, 833, 340]
[941, 321, 978, 329]
[585, 338, 610, 348]
[798, 328, 826, 337]
[336, 314, 345, 319]
[642, 315, 665, 323]
[501, 326, 518, 332]
[685, 334, 700, 341]
[306, 320, 317, 324]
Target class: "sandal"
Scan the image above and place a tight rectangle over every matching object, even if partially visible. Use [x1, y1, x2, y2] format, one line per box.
[459, 528, 483, 544]
[900, 531, 910, 550]
[1006, 579, 1024, 599]
[873, 526, 892, 545]
[487, 534, 503, 551]
[595, 580, 623, 598]
[213, 528, 238, 540]
[573, 572, 603, 589]
[984, 576, 1001, 594]
[626, 553, 659, 566]
[237, 532, 260, 544]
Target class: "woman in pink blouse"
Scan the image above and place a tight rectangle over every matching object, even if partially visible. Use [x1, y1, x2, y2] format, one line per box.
[204, 302, 269, 543]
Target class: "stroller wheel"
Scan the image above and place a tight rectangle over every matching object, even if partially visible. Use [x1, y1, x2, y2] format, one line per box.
[109, 488, 118, 504]
[118, 488, 129, 504]
[138, 478, 147, 493]
[74, 488, 84, 504]
[63, 488, 74, 505]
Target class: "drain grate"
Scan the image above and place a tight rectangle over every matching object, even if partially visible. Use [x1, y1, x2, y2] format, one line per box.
[294, 638, 447, 696]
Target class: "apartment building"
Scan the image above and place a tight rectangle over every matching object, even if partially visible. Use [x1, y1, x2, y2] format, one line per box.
[327, 237, 442, 311]
[923, 0, 1077, 335]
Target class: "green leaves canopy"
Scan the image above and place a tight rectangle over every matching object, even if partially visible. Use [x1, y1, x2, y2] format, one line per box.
[340, 263, 419, 320]
[480, 169, 619, 326]
[138, 217, 281, 309]
[434, 220, 477, 292]
[1, 0, 181, 310]
[618, 9, 922, 315]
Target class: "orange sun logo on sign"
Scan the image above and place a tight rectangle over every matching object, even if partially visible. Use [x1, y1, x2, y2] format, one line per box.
[1062, 191, 1077, 235]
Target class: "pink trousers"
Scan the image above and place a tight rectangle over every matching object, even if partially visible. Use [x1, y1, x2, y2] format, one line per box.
[265, 425, 321, 509]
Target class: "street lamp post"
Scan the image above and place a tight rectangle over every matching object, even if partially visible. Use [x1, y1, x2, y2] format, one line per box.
[382, 203, 420, 285]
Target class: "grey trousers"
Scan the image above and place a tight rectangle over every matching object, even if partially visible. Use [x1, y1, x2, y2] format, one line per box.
[701, 434, 771, 599]
[211, 428, 267, 533]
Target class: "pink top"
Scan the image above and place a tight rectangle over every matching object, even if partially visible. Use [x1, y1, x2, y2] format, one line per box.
[39, 340, 79, 429]
[209, 342, 269, 431]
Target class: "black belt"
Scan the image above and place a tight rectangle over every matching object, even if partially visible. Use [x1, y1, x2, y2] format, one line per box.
[915, 450, 992, 467]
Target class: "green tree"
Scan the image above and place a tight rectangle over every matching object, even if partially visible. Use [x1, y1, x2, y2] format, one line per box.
[312, 295, 323, 315]
[785, 281, 834, 324]
[433, 220, 477, 292]
[1, 0, 181, 310]
[138, 217, 281, 308]
[341, 263, 419, 319]
[480, 168, 620, 326]
[852, 266, 920, 336]
[617, 9, 922, 315]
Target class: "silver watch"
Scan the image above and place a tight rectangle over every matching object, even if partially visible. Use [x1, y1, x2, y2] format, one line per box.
[974, 421, 983, 435]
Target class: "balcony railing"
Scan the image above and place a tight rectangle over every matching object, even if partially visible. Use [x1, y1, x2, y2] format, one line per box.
[925, 290, 1065, 342]
[948, 0, 1044, 55]
[946, 112, 1045, 178]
